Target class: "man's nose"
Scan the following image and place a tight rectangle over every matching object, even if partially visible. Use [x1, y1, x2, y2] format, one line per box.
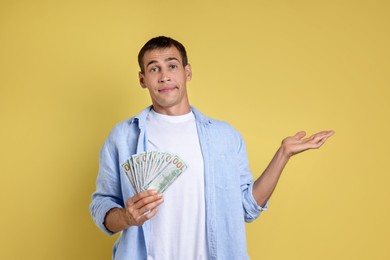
[158, 69, 171, 83]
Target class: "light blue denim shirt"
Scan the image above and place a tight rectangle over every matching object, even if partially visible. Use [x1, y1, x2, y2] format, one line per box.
[90, 106, 268, 259]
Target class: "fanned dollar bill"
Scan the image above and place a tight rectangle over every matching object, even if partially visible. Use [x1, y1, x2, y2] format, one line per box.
[121, 151, 188, 193]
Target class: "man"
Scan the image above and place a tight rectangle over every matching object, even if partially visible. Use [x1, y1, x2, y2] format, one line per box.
[90, 36, 334, 259]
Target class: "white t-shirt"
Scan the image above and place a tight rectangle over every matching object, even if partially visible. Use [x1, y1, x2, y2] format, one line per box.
[146, 109, 208, 260]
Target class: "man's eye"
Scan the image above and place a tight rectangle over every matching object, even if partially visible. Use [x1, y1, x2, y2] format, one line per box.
[150, 67, 159, 72]
[169, 65, 177, 69]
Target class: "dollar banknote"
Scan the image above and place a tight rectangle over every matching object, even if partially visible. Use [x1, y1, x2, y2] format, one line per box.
[121, 151, 188, 193]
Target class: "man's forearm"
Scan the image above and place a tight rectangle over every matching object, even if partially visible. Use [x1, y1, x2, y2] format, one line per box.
[252, 130, 334, 207]
[104, 207, 130, 233]
[252, 147, 290, 207]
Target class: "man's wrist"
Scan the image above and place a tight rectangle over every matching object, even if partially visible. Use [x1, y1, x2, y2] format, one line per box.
[104, 207, 131, 233]
[117, 207, 132, 228]
[278, 145, 293, 161]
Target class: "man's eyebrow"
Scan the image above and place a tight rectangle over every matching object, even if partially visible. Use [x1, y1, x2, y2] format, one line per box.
[146, 60, 158, 68]
[166, 57, 180, 62]
[145, 57, 180, 68]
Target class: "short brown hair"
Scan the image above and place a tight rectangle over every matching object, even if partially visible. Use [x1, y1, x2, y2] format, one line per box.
[138, 36, 188, 73]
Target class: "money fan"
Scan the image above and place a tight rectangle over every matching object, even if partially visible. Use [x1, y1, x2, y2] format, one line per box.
[121, 151, 188, 193]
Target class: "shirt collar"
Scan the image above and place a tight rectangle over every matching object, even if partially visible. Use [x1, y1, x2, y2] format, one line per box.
[131, 105, 212, 129]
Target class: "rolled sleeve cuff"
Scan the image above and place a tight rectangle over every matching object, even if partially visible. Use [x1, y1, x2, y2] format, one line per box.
[243, 182, 269, 223]
[92, 200, 123, 236]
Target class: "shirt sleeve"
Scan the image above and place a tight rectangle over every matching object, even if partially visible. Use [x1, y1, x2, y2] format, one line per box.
[242, 182, 268, 222]
[235, 131, 269, 223]
[89, 137, 124, 235]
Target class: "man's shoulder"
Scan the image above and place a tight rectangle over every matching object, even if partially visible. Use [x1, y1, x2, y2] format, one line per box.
[208, 117, 236, 130]
[108, 107, 152, 135]
[192, 107, 241, 136]
[101, 120, 134, 149]
[110, 118, 135, 133]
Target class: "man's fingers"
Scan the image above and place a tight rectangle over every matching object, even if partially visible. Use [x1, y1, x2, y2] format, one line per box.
[294, 131, 306, 140]
[316, 135, 331, 147]
[129, 193, 163, 213]
[137, 208, 159, 225]
[127, 190, 159, 206]
[305, 133, 332, 149]
[303, 130, 334, 143]
[131, 198, 163, 225]
[131, 190, 158, 202]
[136, 197, 164, 216]
[312, 130, 334, 143]
[144, 208, 159, 220]
[132, 193, 163, 210]
[125, 195, 164, 226]
[315, 130, 335, 138]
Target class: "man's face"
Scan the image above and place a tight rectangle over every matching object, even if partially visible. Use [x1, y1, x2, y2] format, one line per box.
[139, 46, 192, 115]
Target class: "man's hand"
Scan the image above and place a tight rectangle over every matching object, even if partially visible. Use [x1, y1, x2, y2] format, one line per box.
[280, 130, 335, 158]
[123, 190, 164, 226]
[104, 190, 163, 233]
[252, 130, 334, 206]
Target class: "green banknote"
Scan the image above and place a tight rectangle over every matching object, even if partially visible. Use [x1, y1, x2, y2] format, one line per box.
[121, 151, 188, 194]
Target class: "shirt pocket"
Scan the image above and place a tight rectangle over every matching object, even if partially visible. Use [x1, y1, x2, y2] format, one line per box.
[215, 154, 239, 190]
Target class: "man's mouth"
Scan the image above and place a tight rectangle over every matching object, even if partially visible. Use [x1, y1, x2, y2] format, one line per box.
[158, 86, 177, 93]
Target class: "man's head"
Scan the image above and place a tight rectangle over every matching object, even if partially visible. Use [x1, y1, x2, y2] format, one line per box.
[138, 36, 192, 115]
[138, 36, 188, 73]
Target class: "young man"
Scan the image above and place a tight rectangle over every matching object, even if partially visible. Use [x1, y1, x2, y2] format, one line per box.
[90, 36, 334, 259]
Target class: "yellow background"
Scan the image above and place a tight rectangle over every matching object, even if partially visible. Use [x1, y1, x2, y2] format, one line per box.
[1, 0, 389, 259]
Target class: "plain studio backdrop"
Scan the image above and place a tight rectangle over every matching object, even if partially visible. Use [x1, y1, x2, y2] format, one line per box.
[0, 0, 389, 259]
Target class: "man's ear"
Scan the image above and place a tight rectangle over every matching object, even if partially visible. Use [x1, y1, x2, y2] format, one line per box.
[139, 71, 146, 88]
[185, 64, 192, 81]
